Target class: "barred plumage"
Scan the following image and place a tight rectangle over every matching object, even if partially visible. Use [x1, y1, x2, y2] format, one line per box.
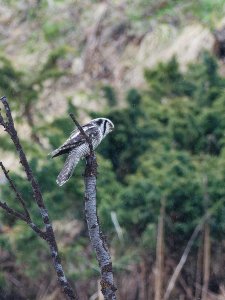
[50, 118, 114, 186]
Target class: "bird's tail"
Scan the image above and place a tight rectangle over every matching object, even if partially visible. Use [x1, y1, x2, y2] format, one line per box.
[56, 149, 80, 186]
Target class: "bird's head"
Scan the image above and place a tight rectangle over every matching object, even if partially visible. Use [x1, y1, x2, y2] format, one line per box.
[94, 118, 114, 137]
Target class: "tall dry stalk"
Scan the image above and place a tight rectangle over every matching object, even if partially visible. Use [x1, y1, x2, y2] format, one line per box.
[154, 197, 165, 300]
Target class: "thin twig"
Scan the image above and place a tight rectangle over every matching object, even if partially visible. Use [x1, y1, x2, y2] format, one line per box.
[0, 200, 45, 239]
[0, 200, 27, 222]
[69, 114, 117, 300]
[69, 113, 93, 153]
[0, 161, 31, 220]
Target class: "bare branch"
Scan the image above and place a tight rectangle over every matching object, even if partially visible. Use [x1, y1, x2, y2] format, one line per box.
[0, 109, 6, 128]
[84, 174, 117, 299]
[69, 113, 93, 153]
[0, 161, 31, 220]
[0, 200, 27, 222]
[69, 114, 117, 299]
[0, 200, 45, 239]
[0, 160, 46, 239]
[0, 96, 78, 300]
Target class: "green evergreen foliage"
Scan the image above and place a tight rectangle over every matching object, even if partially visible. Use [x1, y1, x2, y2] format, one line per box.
[1, 53, 225, 297]
[102, 85, 117, 107]
[98, 53, 225, 248]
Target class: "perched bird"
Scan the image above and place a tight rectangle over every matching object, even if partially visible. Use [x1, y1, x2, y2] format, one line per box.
[50, 118, 114, 186]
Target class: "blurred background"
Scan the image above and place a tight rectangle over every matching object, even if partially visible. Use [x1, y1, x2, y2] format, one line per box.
[1, 0, 225, 299]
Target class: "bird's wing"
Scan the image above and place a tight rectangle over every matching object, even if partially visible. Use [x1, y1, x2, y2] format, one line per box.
[51, 124, 98, 158]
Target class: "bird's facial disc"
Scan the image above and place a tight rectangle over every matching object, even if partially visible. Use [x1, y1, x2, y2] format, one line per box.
[107, 120, 114, 133]
[109, 123, 114, 132]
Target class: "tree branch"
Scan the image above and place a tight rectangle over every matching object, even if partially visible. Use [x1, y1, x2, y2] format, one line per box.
[69, 113, 93, 152]
[0, 200, 27, 223]
[70, 113, 117, 300]
[0, 96, 78, 300]
[0, 161, 31, 221]
[0, 108, 6, 128]
[0, 200, 46, 239]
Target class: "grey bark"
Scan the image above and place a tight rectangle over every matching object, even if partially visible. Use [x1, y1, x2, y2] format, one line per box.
[70, 113, 117, 300]
[0, 96, 78, 300]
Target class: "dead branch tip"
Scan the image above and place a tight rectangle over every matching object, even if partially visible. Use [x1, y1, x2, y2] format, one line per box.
[0, 96, 7, 102]
[69, 113, 81, 129]
[69, 113, 92, 146]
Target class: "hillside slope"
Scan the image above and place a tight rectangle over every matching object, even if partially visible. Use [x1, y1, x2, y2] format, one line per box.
[1, 0, 225, 118]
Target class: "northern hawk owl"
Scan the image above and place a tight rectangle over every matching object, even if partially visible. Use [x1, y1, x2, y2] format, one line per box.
[50, 118, 114, 186]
